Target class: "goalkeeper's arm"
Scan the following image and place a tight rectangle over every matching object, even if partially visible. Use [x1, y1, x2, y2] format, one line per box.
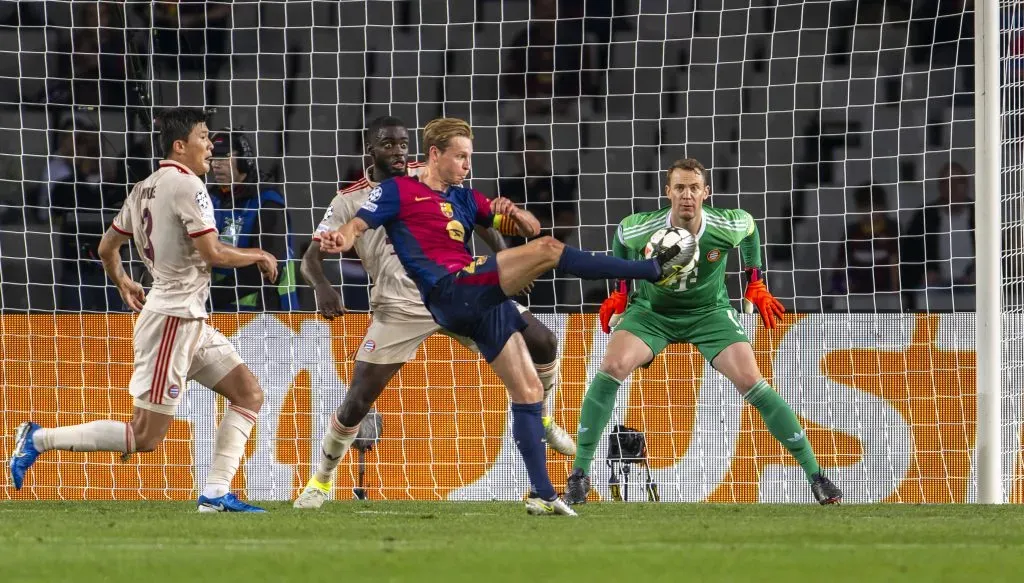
[738, 221, 785, 327]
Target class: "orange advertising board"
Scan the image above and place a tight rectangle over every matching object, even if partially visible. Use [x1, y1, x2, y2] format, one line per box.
[1, 312, 1018, 503]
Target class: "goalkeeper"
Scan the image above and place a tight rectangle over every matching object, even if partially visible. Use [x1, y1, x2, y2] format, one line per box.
[564, 158, 842, 505]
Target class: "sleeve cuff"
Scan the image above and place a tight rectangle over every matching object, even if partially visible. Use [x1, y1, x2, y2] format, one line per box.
[189, 227, 217, 238]
[111, 223, 133, 236]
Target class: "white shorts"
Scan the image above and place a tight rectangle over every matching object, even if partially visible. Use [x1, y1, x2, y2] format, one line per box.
[128, 310, 244, 415]
[356, 303, 529, 365]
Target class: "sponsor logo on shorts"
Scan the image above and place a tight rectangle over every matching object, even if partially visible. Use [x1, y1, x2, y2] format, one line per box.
[168, 384, 180, 399]
[364, 339, 376, 352]
[706, 249, 721, 262]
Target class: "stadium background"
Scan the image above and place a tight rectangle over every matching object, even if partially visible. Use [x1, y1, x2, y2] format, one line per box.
[0, 0, 1021, 502]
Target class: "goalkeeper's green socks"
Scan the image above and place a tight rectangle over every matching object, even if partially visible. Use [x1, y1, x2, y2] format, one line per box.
[572, 370, 622, 475]
[744, 379, 821, 481]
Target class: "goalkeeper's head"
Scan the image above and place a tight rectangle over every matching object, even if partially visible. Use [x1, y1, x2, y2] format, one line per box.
[366, 116, 410, 181]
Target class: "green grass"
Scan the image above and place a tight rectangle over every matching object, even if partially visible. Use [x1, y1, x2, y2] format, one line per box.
[3, 502, 1024, 582]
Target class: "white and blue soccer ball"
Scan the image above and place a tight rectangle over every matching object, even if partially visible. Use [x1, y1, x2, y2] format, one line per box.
[643, 226, 699, 274]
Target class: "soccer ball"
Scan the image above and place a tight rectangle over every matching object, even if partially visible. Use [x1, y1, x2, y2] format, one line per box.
[643, 227, 698, 274]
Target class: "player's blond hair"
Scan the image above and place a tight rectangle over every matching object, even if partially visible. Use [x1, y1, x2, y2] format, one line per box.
[422, 118, 473, 156]
[666, 158, 708, 187]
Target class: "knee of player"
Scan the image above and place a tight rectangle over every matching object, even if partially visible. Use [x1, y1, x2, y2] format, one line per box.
[523, 323, 559, 364]
[531, 236, 564, 263]
[237, 379, 265, 412]
[598, 357, 634, 381]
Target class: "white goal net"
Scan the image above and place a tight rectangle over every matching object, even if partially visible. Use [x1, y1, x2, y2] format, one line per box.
[0, 0, 1020, 503]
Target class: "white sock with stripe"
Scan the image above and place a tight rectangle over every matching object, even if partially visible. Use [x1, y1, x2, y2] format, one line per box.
[535, 359, 561, 419]
[313, 416, 359, 484]
[33, 421, 135, 453]
[202, 405, 258, 499]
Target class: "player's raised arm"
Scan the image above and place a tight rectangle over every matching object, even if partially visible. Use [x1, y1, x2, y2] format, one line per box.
[98, 226, 146, 312]
[489, 194, 541, 238]
[193, 232, 278, 283]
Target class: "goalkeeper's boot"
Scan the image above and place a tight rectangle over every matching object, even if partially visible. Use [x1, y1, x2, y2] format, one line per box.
[197, 492, 266, 513]
[543, 418, 576, 456]
[9, 421, 42, 490]
[293, 476, 332, 509]
[564, 467, 591, 505]
[525, 492, 577, 517]
[810, 472, 842, 505]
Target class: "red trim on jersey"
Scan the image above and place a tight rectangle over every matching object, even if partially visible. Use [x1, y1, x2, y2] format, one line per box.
[338, 178, 370, 196]
[407, 160, 425, 168]
[111, 223, 133, 236]
[150, 317, 180, 405]
[188, 227, 217, 238]
[158, 160, 195, 175]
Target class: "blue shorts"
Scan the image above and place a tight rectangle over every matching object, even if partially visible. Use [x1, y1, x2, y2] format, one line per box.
[426, 256, 527, 363]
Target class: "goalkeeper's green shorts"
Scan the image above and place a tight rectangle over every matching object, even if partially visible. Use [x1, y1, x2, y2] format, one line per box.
[613, 302, 750, 363]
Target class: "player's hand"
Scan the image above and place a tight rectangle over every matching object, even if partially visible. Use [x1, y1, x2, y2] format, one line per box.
[116, 279, 146, 312]
[319, 230, 349, 254]
[599, 281, 629, 334]
[314, 284, 345, 320]
[256, 250, 279, 283]
[490, 196, 518, 218]
[743, 280, 785, 329]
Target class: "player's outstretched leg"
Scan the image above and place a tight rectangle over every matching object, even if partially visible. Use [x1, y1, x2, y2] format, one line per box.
[495, 237, 688, 298]
[9, 413, 166, 490]
[295, 361, 400, 509]
[714, 342, 842, 505]
[520, 313, 575, 456]
[198, 364, 266, 513]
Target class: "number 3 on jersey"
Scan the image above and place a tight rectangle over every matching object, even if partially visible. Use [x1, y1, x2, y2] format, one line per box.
[140, 207, 155, 261]
[675, 266, 698, 291]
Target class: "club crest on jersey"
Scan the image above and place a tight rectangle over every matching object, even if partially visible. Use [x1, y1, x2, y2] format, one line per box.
[440, 202, 454, 218]
[363, 339, 376, 353]
[167, 384, 180, 399]
[446, 220, 465, 242]
[706, 249, 721, 262]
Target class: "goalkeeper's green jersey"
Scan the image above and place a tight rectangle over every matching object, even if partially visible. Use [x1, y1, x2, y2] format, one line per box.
[612, 205, 761, 314]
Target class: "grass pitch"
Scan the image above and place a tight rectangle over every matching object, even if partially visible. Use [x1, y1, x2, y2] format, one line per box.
[2, 502, 1024, 582]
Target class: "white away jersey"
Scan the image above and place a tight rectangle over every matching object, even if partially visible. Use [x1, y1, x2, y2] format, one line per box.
[314, 163, 430, 318]
[112, 160, 218, 319]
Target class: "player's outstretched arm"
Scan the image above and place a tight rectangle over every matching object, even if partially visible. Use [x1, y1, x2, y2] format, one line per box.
[98, 227, 146, 312]
[193, 231, 279, 283]
[491, 196, 540, 238]
[320, 217, 369, 254]
[300, 240, 345, 319]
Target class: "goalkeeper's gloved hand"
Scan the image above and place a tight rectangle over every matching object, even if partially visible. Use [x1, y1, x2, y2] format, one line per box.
[599, 280, 629, 334]
[743, 268, 785, 329]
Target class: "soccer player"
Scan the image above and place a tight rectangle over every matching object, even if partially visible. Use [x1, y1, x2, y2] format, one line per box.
[8, 108, 278, 513]
[317, 118, 690, 515]
[564, 158, 843, 505]
[294, 116, 577, 508]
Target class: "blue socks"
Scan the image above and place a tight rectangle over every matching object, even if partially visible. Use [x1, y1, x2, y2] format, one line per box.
[556, 246, 660, 281]
[511, 401, 556, 501]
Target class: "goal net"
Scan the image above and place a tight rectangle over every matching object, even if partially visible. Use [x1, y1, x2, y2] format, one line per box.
[0, 0, 1019, 503]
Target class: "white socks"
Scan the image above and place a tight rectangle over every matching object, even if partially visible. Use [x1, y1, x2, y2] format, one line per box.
[313, 415, 359, 484]
[535, 359, 561, 418]
[201, 405, 257, 499]
[34, 420, 135, 453]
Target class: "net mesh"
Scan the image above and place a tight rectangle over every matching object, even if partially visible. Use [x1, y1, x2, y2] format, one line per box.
[0, 0, 1016, 502]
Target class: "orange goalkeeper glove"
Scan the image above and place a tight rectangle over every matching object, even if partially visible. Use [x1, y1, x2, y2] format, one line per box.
[743, 268, 785, 329]
[599, 280, 629, 334]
